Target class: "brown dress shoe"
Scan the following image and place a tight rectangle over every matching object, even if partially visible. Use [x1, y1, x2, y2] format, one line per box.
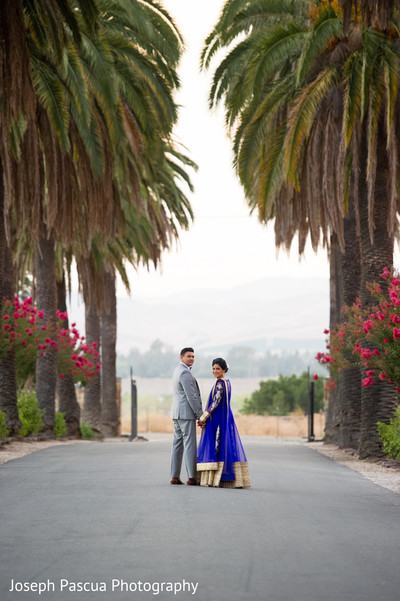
[170, 477, 184, 485]
[186, 478, 199, 486]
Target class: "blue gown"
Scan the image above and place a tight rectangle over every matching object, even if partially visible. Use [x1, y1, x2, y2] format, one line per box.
[196, 378, 250, 488]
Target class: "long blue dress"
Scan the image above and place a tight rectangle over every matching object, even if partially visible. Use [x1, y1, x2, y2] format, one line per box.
[196, 378, 250, 488]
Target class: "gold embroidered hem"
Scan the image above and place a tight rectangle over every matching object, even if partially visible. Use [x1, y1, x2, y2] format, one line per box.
[196, 461, 251, 488]
[197, 462, 219, 471]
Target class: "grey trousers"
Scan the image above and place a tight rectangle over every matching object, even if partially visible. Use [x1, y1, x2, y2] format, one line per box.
[170, 419, 197, 480]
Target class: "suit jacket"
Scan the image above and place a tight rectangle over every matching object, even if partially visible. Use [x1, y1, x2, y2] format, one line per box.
[171, 362, 202, 420]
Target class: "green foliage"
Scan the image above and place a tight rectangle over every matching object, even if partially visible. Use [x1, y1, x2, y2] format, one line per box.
[317, 270, 400, 389]
[378, 408, 400, 460]
[240, 372, 324, 415]
[17, 390, 44, 436]
[80, 422, 95, 440]
[0, 410, 9, 440]
[54, 412, 68, 438]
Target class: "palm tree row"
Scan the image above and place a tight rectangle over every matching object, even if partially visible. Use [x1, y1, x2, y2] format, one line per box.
[202, 0, 400, 458]
[0, 0, 195, 438]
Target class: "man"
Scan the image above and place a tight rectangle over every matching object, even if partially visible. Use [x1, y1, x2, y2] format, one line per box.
[170, 347, 203, 485]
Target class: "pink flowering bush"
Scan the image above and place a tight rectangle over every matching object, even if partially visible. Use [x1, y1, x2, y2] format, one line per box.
[316, 268, 400, 392]
[0, 296, 100, 387]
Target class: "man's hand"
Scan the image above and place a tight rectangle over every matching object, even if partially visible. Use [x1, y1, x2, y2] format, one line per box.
[197, 419, 206, 429]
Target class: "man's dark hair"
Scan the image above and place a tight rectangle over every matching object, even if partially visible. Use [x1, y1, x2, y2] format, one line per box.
[180, 347, 194, 357]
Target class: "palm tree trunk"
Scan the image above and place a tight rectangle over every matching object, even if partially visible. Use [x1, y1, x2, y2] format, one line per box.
[324, 233, 341, 444]
[338, 194, 361, 449]
[358, 129, 397, 459]
[0, 158, 20, 434]
[35, 227, 58, 434]
[56, 276, 81, 437]
[101, 271, 119, 437]
[82, 301, 102, 438]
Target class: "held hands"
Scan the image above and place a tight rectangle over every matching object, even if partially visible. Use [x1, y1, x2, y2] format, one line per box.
[197, 419, 206, 429]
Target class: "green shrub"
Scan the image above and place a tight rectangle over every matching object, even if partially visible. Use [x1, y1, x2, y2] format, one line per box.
[18, 390, 44, 436]
[378, 407, 400, 460]
[80, 422, 95, 440]
[0, 410, 9, 439]
[54, 412, 68, 438]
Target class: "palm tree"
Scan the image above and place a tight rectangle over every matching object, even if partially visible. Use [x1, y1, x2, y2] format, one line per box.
[16, 0, 190, 436]
[56, 272, 81, 437]
[0, 157, 20, 434]
[78, 144, 196, 437]
[0, 0, 98, 434]
[202, 0, 400, 457]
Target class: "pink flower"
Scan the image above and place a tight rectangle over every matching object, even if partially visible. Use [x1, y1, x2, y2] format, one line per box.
[381, 267, 391, 279]
[59, 374, 65, 379]
[362, 376, 374, 387]
[3, 314, 10, 320]
[393, 328, 400, 340]
[3, 324, 11, 331]
[22, 340, 27, 347]
[363, 320, 373, 334]
[379, 372, 387, 381]
[361, 349, 372, 359]
[37, 310, 44, 319]
[391, 314, 400, 324]
[365, 370, 374, 376]
[312, 374, 319, 380]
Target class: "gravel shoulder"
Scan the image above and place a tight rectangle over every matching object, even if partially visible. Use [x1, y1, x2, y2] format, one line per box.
[307, 441, 400, 494]
[1, 437, 399, 495]
[0, 438, 84, 464]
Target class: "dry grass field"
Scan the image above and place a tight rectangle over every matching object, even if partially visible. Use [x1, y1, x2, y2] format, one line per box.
[120, 410, 325, 438]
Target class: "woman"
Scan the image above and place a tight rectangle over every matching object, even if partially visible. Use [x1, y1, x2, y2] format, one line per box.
[196, 358, 250, 488]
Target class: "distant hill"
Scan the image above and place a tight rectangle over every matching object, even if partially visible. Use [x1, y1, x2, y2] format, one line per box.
[114, 277, 329, 354]
[67, 277, 329, 355]
[65, 277, 329, 355]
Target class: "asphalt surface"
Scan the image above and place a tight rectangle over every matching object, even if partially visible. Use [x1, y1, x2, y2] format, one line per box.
[1, 436, 399, 601]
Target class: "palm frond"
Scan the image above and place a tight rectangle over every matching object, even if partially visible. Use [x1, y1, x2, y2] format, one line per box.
[285, 66, 339, 188]
[296, 7, 342, 85]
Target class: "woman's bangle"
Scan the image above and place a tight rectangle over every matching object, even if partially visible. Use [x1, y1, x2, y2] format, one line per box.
[199, 411, 210, 423]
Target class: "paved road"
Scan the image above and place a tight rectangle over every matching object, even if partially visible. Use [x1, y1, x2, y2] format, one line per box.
[1, 436, 399, 601]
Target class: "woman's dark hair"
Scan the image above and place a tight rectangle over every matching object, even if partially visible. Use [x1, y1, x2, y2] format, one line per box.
[212, 357, 229, 373]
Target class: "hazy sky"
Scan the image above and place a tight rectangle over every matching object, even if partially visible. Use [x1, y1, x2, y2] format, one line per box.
[122, 0, 331, 299]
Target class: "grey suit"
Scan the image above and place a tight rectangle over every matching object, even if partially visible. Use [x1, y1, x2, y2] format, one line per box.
[170, 363, 202, 480]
